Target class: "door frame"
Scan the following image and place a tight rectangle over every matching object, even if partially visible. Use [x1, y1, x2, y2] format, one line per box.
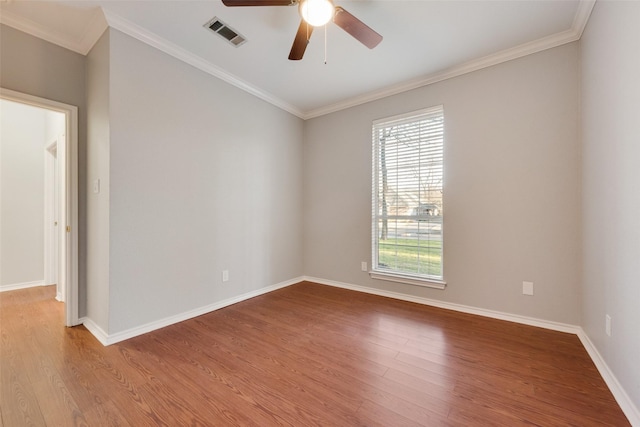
[1, 88, 80, 326]
[44, 137, 60, 297]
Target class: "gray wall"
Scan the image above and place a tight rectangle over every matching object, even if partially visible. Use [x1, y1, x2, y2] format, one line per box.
[85, 30, 111, 332]
[0, 100, 46, 286]
[581, 1, 640, 408]
[0, 24, 88, 315]
[303, 42, 582, 325]
[104, 29, 304, 333]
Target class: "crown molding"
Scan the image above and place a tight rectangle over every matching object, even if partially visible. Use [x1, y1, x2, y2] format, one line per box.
[1, 0, 595, 120]
[572, 0, 596, 37]
[0, 7, 83, 54]
[77, 9, 109, 55]
[0, 7, 106, 55]
[102, 10, 305, 119]
[302, 0, 597, 119]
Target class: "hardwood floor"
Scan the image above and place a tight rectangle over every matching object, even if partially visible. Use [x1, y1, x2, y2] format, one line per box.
[0, 281, 630, 426]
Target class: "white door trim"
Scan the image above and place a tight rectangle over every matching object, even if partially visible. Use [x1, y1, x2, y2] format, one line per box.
[44, 137, 59, 293]
[1, 88, 80, 326]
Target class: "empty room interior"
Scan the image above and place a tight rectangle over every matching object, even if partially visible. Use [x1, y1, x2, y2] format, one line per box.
[1, 0, 639, 425]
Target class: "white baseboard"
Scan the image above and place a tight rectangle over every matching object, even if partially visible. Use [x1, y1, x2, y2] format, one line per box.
[81, 276, 304, 346]
[80, 316, 110, 346]
[303, 276, 581, 334]
[577, 330, 640, 426]
[0, 280, 46, 292]
[303, 275, 639, 426]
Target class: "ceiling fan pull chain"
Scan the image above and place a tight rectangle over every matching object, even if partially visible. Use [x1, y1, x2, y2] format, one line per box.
[324, 24, 328, 64]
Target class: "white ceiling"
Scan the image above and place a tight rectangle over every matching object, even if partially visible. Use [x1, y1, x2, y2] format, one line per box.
[0, 0, 594, 118]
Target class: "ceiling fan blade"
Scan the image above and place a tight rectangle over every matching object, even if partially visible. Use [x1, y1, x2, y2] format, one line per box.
[289, 20, 313, 60]
[333, 6, 382, 49]
[222, 0, 295, 6]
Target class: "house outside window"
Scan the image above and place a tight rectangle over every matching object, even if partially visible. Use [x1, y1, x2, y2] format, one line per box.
[371, 106, 445, 289]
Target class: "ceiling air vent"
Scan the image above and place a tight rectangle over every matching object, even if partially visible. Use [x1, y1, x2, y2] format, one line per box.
[204, 17, 247, 47]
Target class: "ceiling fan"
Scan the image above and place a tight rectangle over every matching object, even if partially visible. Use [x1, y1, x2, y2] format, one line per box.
[221, 0, 383, 60]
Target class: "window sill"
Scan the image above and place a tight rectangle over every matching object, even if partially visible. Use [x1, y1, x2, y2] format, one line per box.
[369, 271, 446, 290]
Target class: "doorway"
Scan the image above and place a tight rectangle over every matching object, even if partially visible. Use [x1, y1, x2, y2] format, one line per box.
[0, 88, 79, 326]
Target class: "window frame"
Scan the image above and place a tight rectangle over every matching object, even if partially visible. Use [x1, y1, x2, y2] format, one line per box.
[370, 106, 446, 290]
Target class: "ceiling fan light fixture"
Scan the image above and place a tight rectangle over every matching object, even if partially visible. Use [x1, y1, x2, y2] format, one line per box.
[299, 0, 335, 27]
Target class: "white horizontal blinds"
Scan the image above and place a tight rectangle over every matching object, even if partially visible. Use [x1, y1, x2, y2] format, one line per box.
[373, 106, 444, 280]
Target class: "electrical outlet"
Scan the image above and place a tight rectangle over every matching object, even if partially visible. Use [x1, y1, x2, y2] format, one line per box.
[522, 281, 534, 296]
[361, 261, 367, 272]
[606, 314, 611, 337]
[222, 270, 229, 282]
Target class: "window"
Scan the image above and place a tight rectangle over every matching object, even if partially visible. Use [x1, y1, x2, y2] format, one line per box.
[371, 106, 445, 288]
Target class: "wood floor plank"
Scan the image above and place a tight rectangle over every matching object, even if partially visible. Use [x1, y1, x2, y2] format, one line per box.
[130, 357, 277, 426]
[356, 399, 431, 427]
[28, 359, 88, 426]
[0, 308, 48, 426]
[0, 282, 631, 426]
[81, 400, 133, 427]
[0, 360, 47, 426]
[175, 322, 367, 425]
[126, 327, 328, 426]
